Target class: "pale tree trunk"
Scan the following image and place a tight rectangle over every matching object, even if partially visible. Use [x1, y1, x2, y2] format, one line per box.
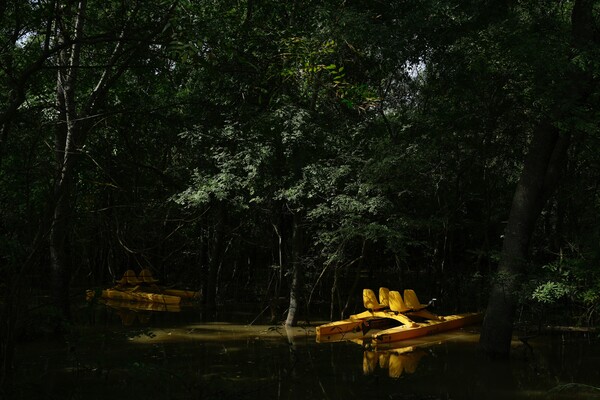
[480, 0, 594, 357]
[50, 0, 87, 319]
[204, 205, 226, 319]
[285, 212, 303, 326]
[47, 1, 178, 320]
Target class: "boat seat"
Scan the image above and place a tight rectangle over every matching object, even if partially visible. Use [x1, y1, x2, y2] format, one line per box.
[403, 289, 443, 320]
[363, 289, 387, 311]
[388, 290, 411, 313]
[139, 268, 160, 284]
[403, 289, 428, 311]
[116, 270, 142, 286]
[378, 287, 390, 308]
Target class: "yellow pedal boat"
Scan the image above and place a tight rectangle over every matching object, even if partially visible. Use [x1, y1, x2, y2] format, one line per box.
[86, 269, 201, 305]
[316, 287, 481, 344]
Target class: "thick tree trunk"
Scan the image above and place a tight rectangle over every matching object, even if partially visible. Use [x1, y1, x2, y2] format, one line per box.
[480, 126, 569, 357]
[50, 187, 74, 319]
[45, 0, 172, 320]
[49, 0, 86, 320]
[50, 120, 79, 319]
[479, 0, 594, 358]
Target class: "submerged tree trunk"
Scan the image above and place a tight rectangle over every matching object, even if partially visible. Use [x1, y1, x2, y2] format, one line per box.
[480, 0, 594, 358]
[285, 212, 303, 326]
[480, 126, 570, 356]
[204, 204, 226, 318]
[50, 181, 74, 319]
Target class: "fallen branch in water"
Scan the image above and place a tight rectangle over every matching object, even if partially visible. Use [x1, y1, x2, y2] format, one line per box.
[547, 382, 600, 394]
[542, 325, 600, 333]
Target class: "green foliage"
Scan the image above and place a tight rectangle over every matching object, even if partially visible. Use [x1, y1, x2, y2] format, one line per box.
[531, 281, 572, 304]
[529, 257, 600, 324]
[0, 0, 599, 355]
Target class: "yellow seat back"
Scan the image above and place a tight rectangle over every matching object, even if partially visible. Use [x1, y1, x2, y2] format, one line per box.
[378, 287, 390, 307]
[363, 289, 379, 310]
[139, 268, 159, 284]
[388, 290, 409, 313]
[388, 353, 404, 378]
[116, 270, 141, 285]
[403, 289, 424, 310]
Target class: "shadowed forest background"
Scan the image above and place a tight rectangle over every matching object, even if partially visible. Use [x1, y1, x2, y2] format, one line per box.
[1, 0, 600, 391]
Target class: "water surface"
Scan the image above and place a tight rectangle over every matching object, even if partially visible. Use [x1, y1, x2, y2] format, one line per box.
[13, 303, 600, 400]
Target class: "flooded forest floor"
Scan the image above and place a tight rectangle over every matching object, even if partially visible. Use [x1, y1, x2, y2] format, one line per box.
[9, 302, 600, 400]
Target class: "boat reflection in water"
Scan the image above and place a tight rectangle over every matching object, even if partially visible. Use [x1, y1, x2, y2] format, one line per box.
[100, 299, 181, 326]
[363, 346, 427, 378]
[317, 329, 441, 379]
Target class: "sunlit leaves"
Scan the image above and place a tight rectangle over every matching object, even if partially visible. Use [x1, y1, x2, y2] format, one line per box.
[530, 258, 600, 323]
[531, 281, 571, 304]
[176, 123, 272, 209]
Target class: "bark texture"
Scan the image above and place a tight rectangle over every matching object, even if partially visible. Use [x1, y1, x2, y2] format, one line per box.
[480, 126, 569, 356]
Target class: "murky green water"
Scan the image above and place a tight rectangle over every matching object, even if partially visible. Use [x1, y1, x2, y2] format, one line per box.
[12, 303, 600, 400]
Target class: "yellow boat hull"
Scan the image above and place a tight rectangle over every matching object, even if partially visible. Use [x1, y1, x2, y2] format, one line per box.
[102, 298, 182, 312]
[316, 312, 482, 344]
[372, 312, 483, 344]
[316, 309, 421, 338]
[315, 319, 364, 337]
[87, 288, 182, 305]
[160, 288, 202, 300]
[87, 285, 201, 305]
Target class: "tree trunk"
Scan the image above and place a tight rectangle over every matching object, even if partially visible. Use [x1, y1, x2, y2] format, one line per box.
[285, 212, 303, 326]
[204, 204, 226, 318]
[479, 125, 569, 357]
[49, 187, 74, 319]
[341, 240, 367, 319]
[45, 0, 175, 320]
[49, 0, 87, 320]
[479, 0, 594, 358]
